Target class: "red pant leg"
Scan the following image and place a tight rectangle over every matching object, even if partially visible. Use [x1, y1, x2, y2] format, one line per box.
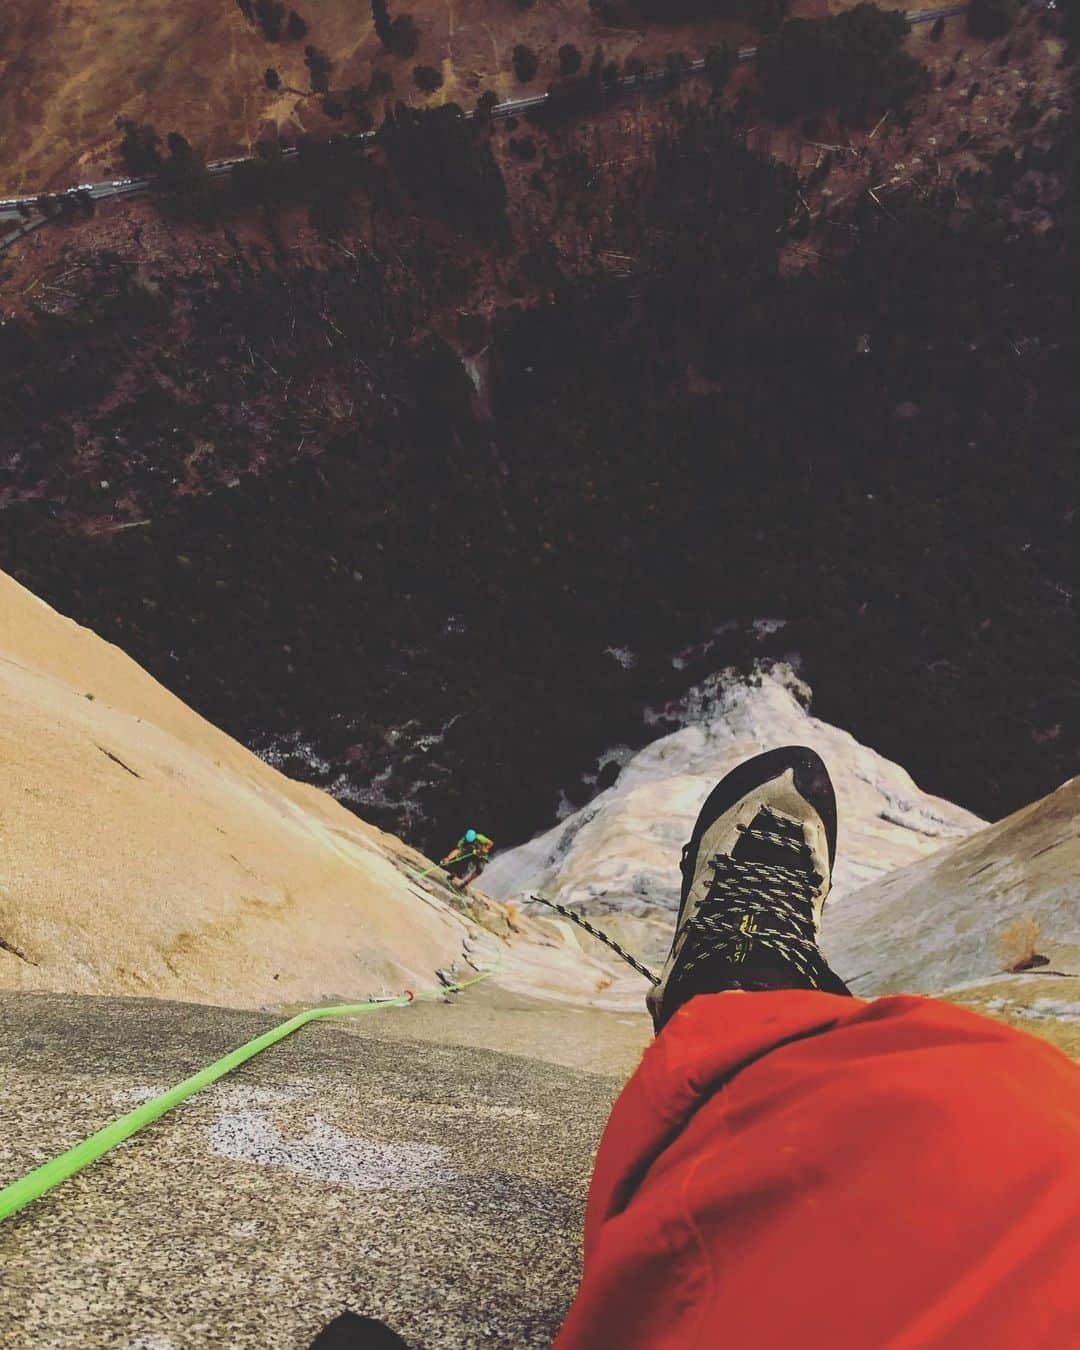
[556, 992, 1080, 1349]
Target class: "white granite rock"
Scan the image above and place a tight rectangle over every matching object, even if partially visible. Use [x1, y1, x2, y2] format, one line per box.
[485, 666, 984, 930]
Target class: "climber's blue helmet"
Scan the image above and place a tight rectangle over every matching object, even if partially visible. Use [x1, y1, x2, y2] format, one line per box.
[465, 829, 477, 843]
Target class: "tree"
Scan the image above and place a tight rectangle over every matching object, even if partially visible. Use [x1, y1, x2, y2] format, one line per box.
[967, 0, 1015, 38]
[286, 10, 307, 39]
[664, 50, 690, 85]
[834, 3, 923, 117]
[155, 132, 214, 220]
[116, 117, 163, 175]
[232, 148, 284, 207]
[369, 68, 394, 97]
[543, 43, 608, 118]
[413, 64, 444, 93]
[304, 44, 333, 93]
[747, 0, 790, 34]
[256, 129, 282, 159]
[236, 0, 254, 19]
[254, 0, 286, 41]
[388, 13, 419, 56]
[374, 1, 419, 56]
[265, 66, 282, 90]
[304, 155, 354, 238]
[513, 43, 539, 82]
[756, 4, 923, 123]
[378, 102, 507, 235]
[757, 21, 841, 117]
[990, 144, 1019, 194]
[476, 88, 499, 122]
[704, 43, 733, 89]
[509, 134, 538, 160]
[166, 130, 192, 161]
[624, 56, 646, 79]
[559, 43, 583, 76]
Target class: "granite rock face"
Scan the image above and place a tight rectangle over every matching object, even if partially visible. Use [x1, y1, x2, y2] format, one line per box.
[826, 773, 1080, 1003]
[0, 990, 643, 1350]
[825, 771, 1080, 1061]
[484, 666, 984, 967]
[0, 570, 623, 1010]
[487, 665, 1079, 1058]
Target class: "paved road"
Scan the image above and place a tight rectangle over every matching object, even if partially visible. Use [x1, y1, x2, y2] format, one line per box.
[0, 4, 970, 251]
[0, 988, 647, 1348]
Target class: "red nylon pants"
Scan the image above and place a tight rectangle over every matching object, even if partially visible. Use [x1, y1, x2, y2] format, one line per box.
[556, 992, 1080, 1348]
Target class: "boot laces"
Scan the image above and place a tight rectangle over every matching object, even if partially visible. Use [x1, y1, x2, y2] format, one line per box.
[677, 806, 826, 988]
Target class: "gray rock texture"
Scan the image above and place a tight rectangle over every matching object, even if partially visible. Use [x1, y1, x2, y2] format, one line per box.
[0, 988, 648, 1349]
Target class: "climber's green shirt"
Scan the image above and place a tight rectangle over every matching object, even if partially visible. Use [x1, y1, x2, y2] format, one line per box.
[442, 833, 494, 867]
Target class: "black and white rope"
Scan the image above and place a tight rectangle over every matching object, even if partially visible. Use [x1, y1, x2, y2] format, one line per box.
[676, 826, 825, 988]
[679, 887, 822, 988]
[529, 893, 660, 985]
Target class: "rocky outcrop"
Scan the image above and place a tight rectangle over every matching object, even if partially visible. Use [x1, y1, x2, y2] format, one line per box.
[486, 664, 1078, 1057]
[484, 667, 983, 968]
[0, 571, 625, 1009]
[825, 772, 1079, 1051]
[0, 571, 646, 1347]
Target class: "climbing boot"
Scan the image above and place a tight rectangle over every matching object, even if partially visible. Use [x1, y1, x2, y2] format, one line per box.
[647, 745, 851, 1033]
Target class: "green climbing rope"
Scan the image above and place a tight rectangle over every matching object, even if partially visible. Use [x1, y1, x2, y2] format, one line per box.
[0, 968, 493, 1226]
[412, 848, 476, 880]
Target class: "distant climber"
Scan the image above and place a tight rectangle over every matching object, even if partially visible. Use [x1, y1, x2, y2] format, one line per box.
[440, 827, 494, 891]
[553, 745, 1080, 1348]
